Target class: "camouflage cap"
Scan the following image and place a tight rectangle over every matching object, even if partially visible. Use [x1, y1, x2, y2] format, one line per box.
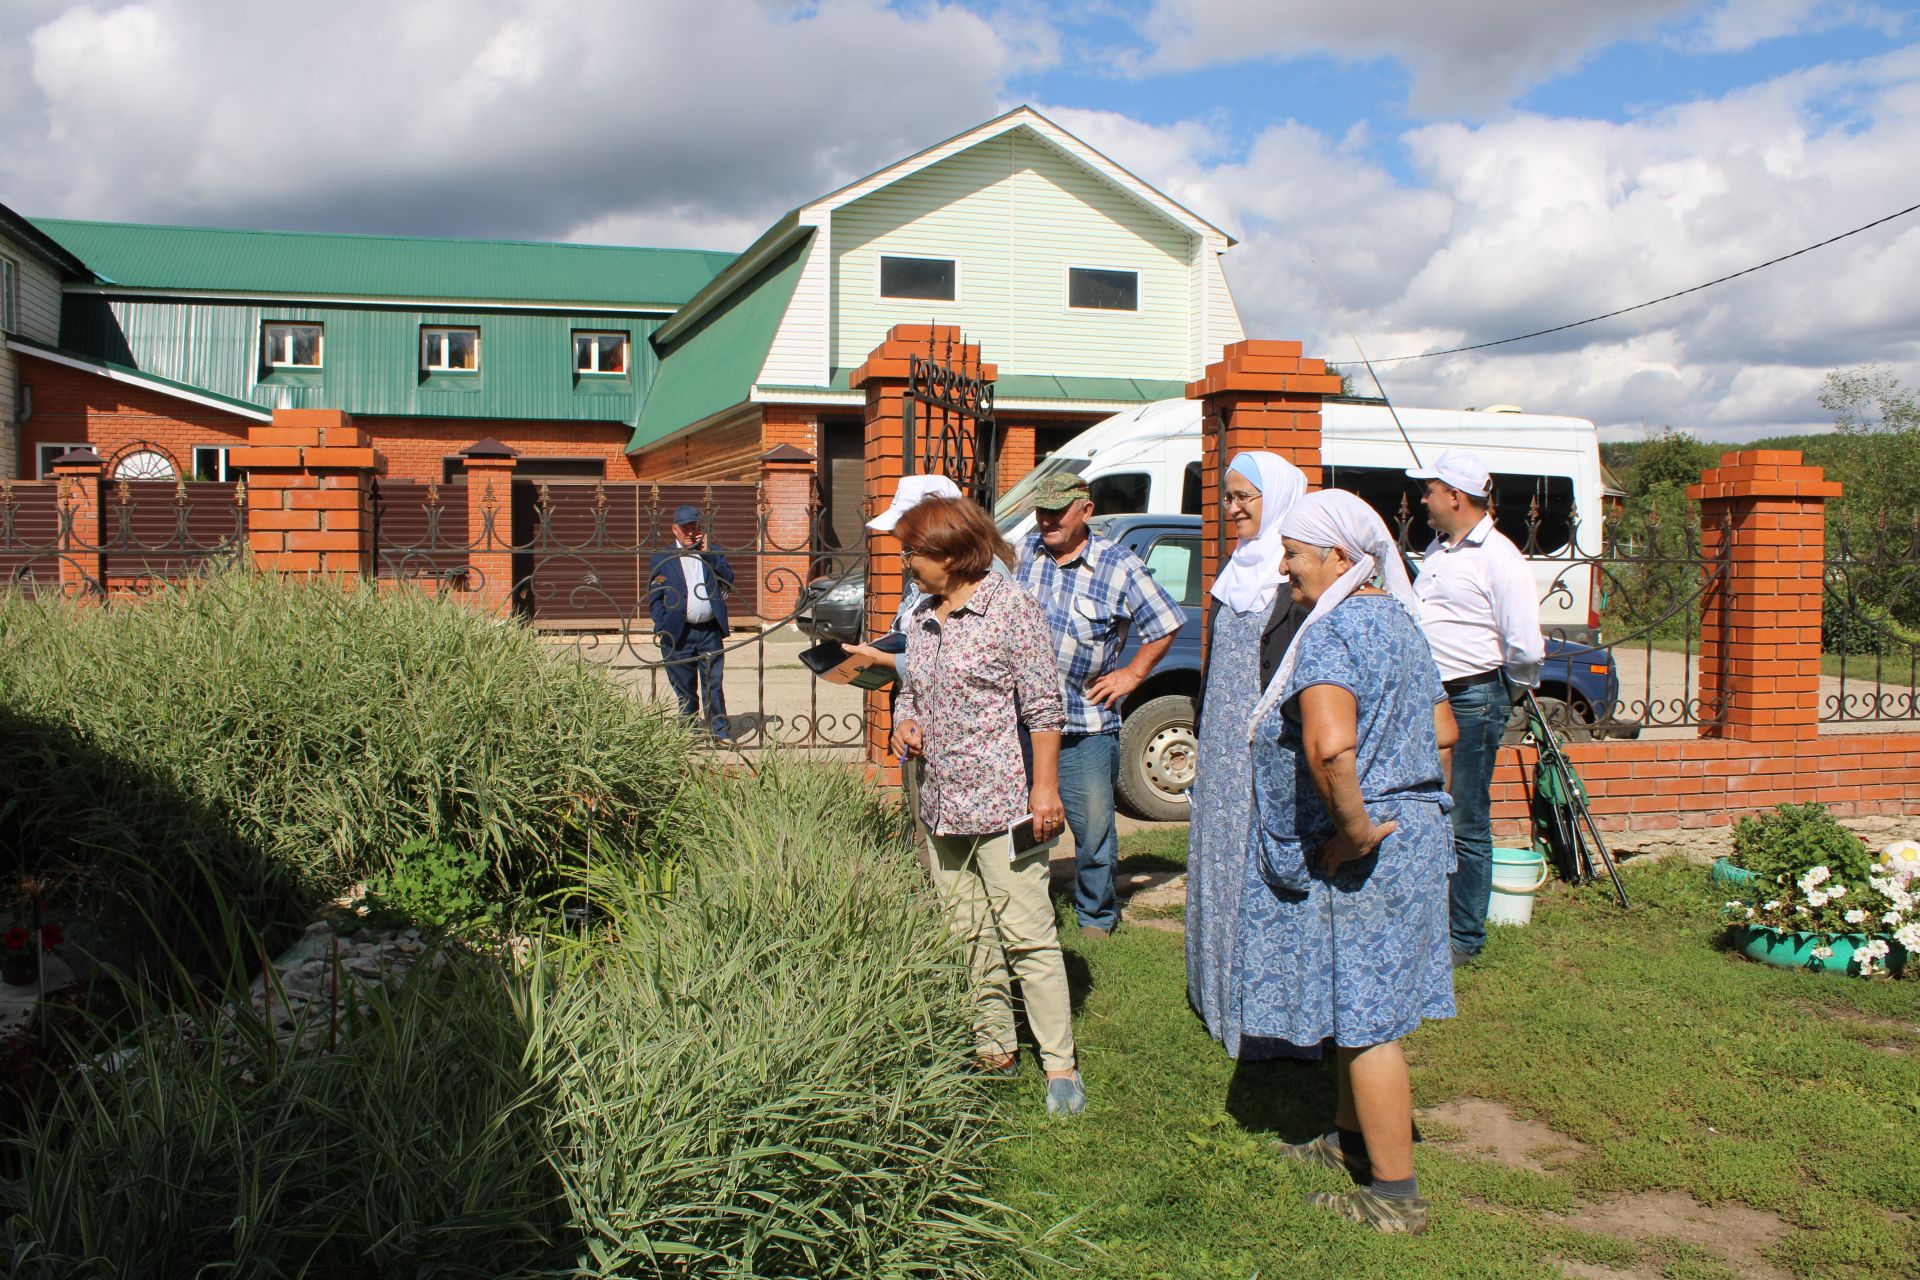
[1030, 472, 1092, 509]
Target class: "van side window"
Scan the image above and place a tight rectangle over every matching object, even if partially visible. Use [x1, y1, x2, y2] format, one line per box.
[1143, 537, 1201, 607]
[1490, 473, 1575, 554]
[1088, 472, 1149, 516]
[1182, 461, 1202, 515]
[1322, 465, 1429, 548]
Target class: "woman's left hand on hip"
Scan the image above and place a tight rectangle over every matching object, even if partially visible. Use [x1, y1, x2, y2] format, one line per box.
[1317, 818, 1398, 873]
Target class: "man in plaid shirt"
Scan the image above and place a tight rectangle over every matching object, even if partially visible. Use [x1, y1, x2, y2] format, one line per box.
[1017, 473, 1183, 938]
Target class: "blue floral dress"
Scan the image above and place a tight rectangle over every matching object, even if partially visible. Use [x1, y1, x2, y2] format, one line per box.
[1243, 594, 1456, 1048]
[1186, 598, 1306, 1059]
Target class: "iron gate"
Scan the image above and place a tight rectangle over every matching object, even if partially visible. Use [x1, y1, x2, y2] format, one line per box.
[903, 331, 997, 506]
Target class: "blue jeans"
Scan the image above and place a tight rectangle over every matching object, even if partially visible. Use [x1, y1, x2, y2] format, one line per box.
[1446, 678, 1511, 956]
[1058, 732, 1121, 930]
[664, 622, 730, 739]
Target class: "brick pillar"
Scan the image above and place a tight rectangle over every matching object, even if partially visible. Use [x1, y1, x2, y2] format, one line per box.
[759, 444, 816, 624]
[997, 422, 1036, 497]
[1186, 339, 1339, 659]
[1688, 449, 1837, 741]
[51, 447, 105, 601]
[233, 409, 380, 578]
[460, 438, 518, 617]
[850, 324, 997, 780]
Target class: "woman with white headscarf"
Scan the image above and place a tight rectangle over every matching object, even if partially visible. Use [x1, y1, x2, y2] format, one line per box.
[1247, 489, 1458, 1236]
[1185, 452, 1310, 1058]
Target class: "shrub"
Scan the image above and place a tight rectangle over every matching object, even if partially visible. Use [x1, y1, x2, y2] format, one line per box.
[1730, 802, 1874, 887]
[364, 836, 500, 933]
[0, 571, 694, 960]
[532, 757, 1011, 1278]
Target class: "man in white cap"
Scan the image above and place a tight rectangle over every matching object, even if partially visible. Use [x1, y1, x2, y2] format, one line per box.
[1404, 449, 1544, 967]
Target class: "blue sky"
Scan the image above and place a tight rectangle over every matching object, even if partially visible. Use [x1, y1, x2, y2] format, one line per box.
[1, 0, 1917, 438]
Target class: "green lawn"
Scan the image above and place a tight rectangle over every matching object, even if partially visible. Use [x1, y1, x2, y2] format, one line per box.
[1639, 634, 1920, 687]
[985, 827, 1920, 1280]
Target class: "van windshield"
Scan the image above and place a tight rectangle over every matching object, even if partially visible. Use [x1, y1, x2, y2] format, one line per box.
[995, 456, 1090, 533]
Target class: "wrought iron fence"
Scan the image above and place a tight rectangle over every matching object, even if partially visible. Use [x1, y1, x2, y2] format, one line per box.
[1821, 513, 1920, 723]
[0, 477, 245, 598]
[370, 476, 873, 752]
[1383, 490, 1733, 736]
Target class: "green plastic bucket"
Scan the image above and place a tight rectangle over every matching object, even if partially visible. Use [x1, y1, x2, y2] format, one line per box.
[1487, 846, 1551, 927]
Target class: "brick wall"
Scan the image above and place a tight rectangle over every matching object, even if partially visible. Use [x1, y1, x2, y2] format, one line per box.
[15, 354, 253, 478]
[354, 417, 636, 483]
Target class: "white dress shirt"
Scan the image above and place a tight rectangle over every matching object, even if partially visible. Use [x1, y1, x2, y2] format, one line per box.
[1413, 514, 1544, 687]
[678, 552, 714, 624]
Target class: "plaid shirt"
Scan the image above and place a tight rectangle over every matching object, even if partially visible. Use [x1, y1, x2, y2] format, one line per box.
[1017, 530, 1184, 735]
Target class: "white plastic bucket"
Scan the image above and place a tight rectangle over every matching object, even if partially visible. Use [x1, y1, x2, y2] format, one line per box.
[1486, 846, 1551, 927]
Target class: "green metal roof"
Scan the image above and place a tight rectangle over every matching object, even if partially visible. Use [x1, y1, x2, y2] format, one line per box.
[758, 369, 1185, 403]
[31, 218, 736, 309]
[0, 202, 95, 279]
[628, 236, 811, 452]
[5, 331, 269, 418]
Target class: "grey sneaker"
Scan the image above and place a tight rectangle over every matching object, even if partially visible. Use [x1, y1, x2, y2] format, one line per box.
[1307, 1186, 1431, 1235]
[1044, 1072, 1087, 1118]
[1271, 1132, 1370, 1183]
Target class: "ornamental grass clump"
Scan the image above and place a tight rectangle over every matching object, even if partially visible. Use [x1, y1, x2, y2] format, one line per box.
[0, 570, 694, 963]
[530, 758, 1013, 1279]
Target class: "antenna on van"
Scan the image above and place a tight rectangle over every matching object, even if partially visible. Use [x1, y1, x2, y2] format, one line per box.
[1309, 256, 1423, 468]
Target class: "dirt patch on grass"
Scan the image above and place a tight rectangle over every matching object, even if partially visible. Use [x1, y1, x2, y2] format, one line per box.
[1553, 1191, 1791, 1280]
[1554, 1260, 1662, 1280]
[1795, 1001, 1919, 1036]
[1418, 1097, 1589, 1174]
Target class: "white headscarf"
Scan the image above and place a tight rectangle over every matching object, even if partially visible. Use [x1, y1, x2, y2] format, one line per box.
[1246, 489, 1421, 741]
[1210, 452, 1307, 615]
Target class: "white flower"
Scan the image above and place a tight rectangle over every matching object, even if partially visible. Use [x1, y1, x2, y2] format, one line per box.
[1845, 908, 1867, 925]
[1764, 900, 1781, 911]
[1797, 905, 1812, 916]
[1812, 944, 1834, 959]
[1807, 865, 1831, 886]
[1745, 907, 1758, 920]
[1858, 955, 1879, 976]
[1860, 937, 1891, 958]
[1807, 890, 1830, 908]
[1829, 883, 1848, 899]
[1724, 900, 1745, 911]
[1884, 911, 1905, 927]
[1896, 923, 1920, 951]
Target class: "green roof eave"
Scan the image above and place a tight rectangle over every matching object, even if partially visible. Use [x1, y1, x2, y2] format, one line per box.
[3, 332, 270, 420]
[627, 237, 810, 453]
[651, 214, 807, 346]
[0, 202, 96, 279]
[30, 217, 735, 308]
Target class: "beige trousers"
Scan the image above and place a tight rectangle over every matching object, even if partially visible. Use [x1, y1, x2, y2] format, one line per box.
[926, 830, 1076, 1073]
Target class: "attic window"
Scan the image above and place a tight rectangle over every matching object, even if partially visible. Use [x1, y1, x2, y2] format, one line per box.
[1067, 267, 1139, 312]
[421, 326, 480, 373]
[573, 331, 629, 375]
[879, 255, 956, 302]
[262, 322, 323, 368]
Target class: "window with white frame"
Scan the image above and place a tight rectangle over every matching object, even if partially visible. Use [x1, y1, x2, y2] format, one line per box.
[1, 256, 17, 332]
[421, 326, 480, 372]
[879, 254, 956, 302]
[1067, 266, 1139, 312]
[573, 331, 629, 375]
[261, 321, 323, 368]
[36, 443, 87, 478]
[192, 446, 242, 481]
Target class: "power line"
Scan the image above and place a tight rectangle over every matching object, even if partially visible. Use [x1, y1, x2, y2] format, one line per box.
[1366, 198, 1920, 363]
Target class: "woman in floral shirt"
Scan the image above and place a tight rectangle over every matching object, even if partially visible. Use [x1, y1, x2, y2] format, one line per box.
[891, 496, 1083, 1117]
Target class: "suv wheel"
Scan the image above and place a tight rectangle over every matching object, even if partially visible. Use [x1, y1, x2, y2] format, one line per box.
[1117, 694, 1197, 822]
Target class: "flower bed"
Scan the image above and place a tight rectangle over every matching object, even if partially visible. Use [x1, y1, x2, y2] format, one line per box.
[1717, 808, 1918, 979]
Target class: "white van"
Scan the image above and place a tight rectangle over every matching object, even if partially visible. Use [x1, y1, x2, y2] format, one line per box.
[995, 398, 1607, 633]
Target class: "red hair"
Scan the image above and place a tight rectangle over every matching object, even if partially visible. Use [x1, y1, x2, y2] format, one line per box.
[892, 495, 1014, 582]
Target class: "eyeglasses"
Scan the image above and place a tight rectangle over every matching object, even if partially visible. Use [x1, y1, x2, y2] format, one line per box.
[1223, 491, 1260, 509]
[899, 547, 925, 560]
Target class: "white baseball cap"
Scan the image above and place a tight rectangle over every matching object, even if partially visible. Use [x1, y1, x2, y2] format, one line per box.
[867, 474, 964, 532]
[1406, 448, 1491, 499]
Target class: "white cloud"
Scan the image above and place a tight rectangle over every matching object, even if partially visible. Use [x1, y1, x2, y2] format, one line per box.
[2, 0, 1012, 246]
[1686, 0, 1906, 53]
[1068, 45, 1920, 439]
[1138, 0, 1698, 115]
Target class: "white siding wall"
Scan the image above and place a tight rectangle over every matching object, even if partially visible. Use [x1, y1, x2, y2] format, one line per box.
[829, 130, 1196, 380]
[758, 227, 833, 386]
[1, 231, 67, 478]
[1202, 249, 1244, 363]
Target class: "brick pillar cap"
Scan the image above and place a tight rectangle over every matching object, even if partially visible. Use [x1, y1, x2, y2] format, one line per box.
[761, 443, 816, 464]
[51, 448, 105, 467]
[460, 437, 519, 459]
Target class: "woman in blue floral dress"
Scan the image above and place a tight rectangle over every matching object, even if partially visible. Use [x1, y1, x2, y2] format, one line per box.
[1185, 452, 1307, 1057]
[1246, 489, 1458, 1235]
